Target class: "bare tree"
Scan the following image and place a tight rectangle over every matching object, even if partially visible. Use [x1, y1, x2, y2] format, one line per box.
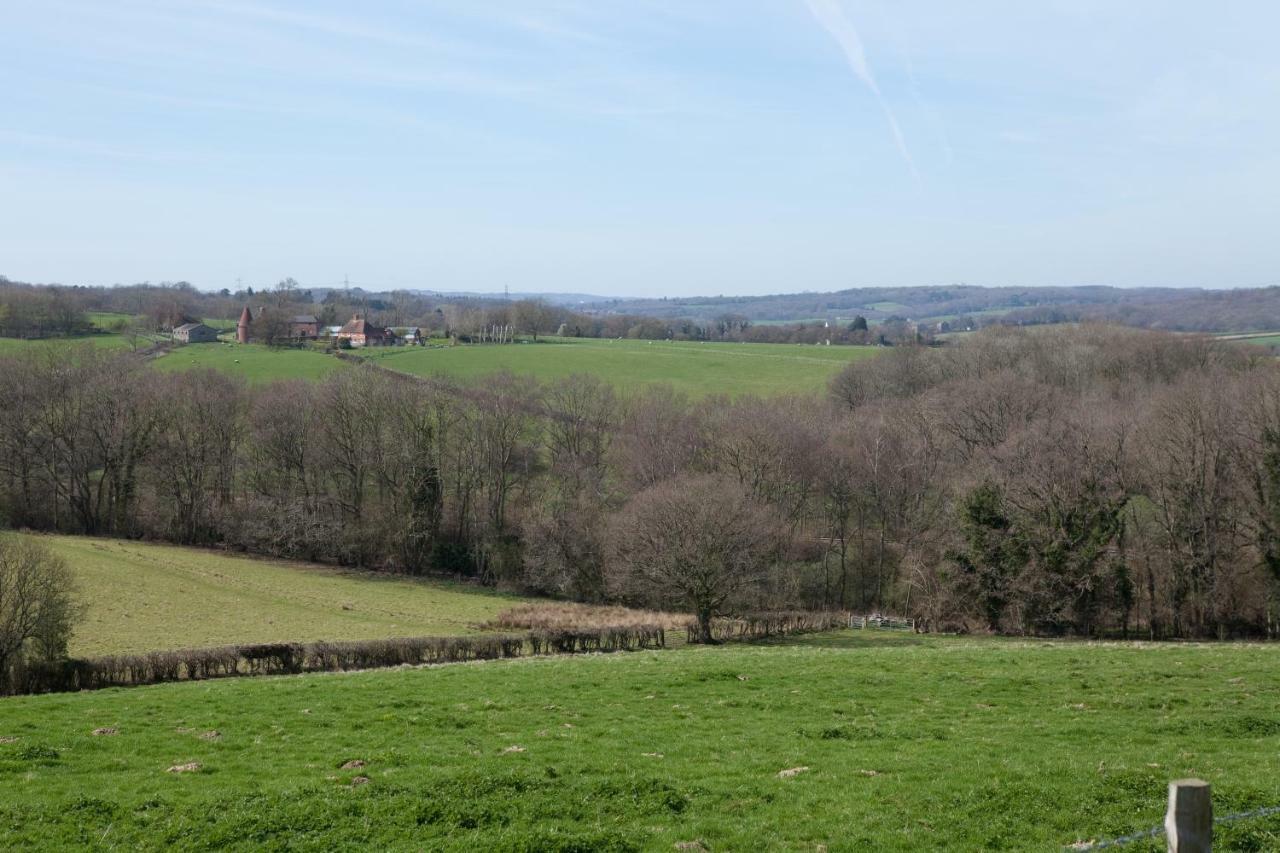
[150, 370, 246, 543]
[252, 307, 293, 348]
[613, 385, 704, 488]
[609, 473, 783, 642]
[1138, 372, 1246, 638]
[543, 374, 618, 481]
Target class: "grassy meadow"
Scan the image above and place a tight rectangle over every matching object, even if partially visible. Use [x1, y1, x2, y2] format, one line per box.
[0, 334, 135, 354]
[2, 632, 1278, 850]
[1, 325, 878, 395]
[152, 341, 348, 383]
[46, 537, 524, 656]
[1227, 333, 1280, 347]
[359, 337, 878, 397]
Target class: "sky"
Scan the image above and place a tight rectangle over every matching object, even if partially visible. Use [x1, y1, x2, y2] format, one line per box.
[2, 1, 1279, 297]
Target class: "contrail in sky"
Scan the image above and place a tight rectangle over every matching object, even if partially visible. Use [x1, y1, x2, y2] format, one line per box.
[803, 0, 919, 182]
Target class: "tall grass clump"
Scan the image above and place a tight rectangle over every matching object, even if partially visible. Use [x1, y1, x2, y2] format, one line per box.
[483, 602, 687, 632]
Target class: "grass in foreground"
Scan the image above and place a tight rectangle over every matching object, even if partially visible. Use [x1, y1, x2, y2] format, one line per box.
[47, 536, 524, 656]
[361, 337, 879, 397]
[2, 632, 1278, 851]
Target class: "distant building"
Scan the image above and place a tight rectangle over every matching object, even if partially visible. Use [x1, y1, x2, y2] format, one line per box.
[335, 314, 393, 347]
[289, 315, 320, 339]
[172, 322, 220, 344]
[397, 326, 424, 345]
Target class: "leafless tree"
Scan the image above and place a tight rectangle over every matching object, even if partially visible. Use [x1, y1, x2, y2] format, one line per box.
[609, 473, 784, 642]
[150, 370, 246, 543]
[613, 385, 704, 488]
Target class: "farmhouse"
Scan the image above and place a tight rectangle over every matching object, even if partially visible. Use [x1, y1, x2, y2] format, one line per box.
[335, 313, 393, 347]
[289, 315, 320, 339]
[290, 313, 320, 338]
[172, 322, 220, 344]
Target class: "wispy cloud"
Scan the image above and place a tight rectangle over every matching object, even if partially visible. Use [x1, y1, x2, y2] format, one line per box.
[0, 129, 203, 163]
[867, 0, 952, 164]
[185, 0, 456, 52]
[802, 0, 918, 181]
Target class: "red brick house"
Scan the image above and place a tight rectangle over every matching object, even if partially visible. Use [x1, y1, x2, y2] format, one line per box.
[335, 314, 392, 347]
[289, 314, 320, 339]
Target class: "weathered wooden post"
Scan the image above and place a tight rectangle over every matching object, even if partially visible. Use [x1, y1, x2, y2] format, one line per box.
[1165, 779, 1211, 852]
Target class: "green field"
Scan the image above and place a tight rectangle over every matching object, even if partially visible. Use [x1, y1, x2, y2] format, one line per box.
[2, 632, 1277, 850]
[360, 338, 878, 397]
[46, 536, 523, 656]
[1228, 333, 1280, 347]
[152, 342, 347, 384]
[866, 301, 911, 313]
[0, 334, 134, 354]
[86, 311, 135, 329]
[3, 332, 877, 396]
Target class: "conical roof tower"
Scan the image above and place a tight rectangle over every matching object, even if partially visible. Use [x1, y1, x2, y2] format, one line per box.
[237, 305, 252, 344]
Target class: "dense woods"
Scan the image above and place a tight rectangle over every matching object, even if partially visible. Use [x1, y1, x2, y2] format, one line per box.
[2, 324, 1279, 639]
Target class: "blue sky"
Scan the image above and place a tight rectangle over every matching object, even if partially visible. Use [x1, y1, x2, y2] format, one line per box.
[2, 1, 1278, 296]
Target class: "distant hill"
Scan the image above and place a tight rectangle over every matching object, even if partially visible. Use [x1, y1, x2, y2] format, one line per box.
[409, 290, 613, 307]
[578, 285, 1280, 332]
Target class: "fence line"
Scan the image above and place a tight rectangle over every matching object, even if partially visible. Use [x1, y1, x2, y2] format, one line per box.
[684, 611, 916, 644]
[1070, 780, 1280, 851]
[848, 613, 915, 631]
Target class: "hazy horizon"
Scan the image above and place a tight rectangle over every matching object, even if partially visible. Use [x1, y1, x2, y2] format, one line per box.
[4, 2, 1278, 295]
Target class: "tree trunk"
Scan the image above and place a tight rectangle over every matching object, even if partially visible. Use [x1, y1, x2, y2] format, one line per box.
[696, 608, 715, 644]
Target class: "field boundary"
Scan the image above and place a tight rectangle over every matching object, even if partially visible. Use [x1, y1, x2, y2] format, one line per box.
[1071, 779, 1280, 850]
[8, 609, 913, 697]
[8, 626, 666, 697]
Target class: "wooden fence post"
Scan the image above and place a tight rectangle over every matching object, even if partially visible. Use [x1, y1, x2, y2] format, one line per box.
[1165, 779, 1211, 853]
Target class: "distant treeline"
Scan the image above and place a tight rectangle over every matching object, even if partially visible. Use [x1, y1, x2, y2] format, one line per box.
[0, 282, 96, 338]
[1000, 287, 1280, 332]
[3, 324, 1280, 640]
[587, 284, 1280, 333]
[0, 277, 900, 345]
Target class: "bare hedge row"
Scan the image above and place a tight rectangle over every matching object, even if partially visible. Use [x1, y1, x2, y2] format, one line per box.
[6, 626, 666, 696]
[528, 626, 665, 654]
[688, 611, 853, 643]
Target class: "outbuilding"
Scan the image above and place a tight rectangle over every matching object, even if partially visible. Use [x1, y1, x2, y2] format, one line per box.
[172, 322, 220, 343]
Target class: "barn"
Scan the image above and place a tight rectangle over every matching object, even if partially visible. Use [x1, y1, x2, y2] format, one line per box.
[172, 322, 220, 343]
